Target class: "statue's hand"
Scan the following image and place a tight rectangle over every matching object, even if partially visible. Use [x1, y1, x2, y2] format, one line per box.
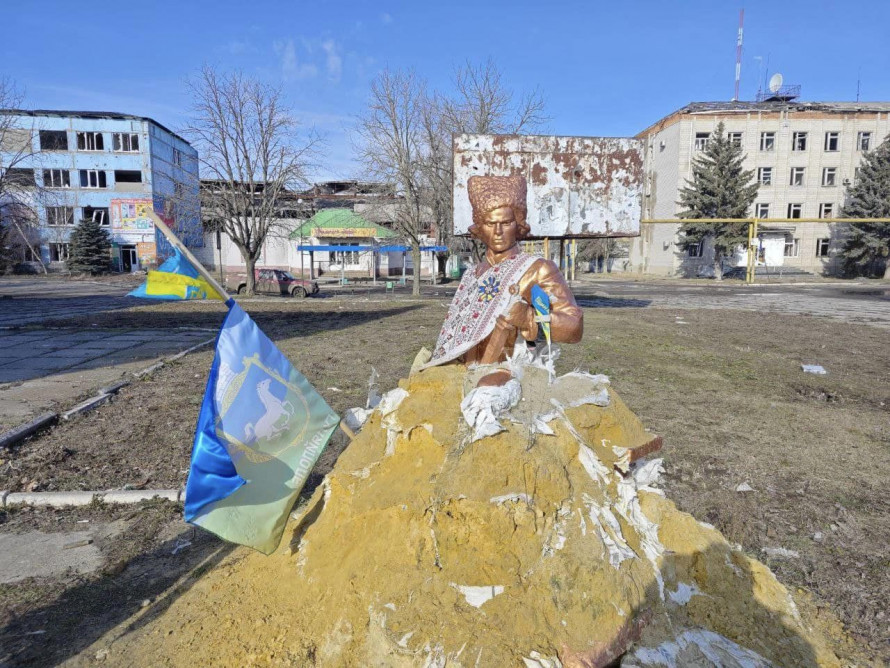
[505, 301, 537, 340]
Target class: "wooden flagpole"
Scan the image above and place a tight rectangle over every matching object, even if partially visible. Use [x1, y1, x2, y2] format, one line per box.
[146, 210, 361, 439]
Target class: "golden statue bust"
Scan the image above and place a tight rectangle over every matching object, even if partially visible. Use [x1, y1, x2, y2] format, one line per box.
[424, 174, 583, 383]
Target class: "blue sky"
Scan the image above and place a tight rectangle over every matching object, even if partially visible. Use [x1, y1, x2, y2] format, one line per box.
[5, 0, 889, 180]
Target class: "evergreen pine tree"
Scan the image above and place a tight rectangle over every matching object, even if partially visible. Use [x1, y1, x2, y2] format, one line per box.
[841, 134, 890, 278]
[677, 121, 759, 279]
[67, 216, 111, 274]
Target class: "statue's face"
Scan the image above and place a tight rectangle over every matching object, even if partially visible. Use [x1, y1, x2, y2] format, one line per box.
[478, 206, 519, 253]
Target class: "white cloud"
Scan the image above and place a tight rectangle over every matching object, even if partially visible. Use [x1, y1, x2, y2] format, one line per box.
[321, 40, 343, 82]
[273, 39, 318, 81]
[223, 39, 253, 55]
[380, 13, 393, 24]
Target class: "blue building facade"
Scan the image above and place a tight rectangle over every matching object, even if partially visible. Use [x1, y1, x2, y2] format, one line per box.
[0, 110, 201, 270]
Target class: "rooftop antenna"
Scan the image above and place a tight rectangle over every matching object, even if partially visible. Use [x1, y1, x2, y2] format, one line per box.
[733, 9, 744, 101]
[769, 72, 783, 94]
[754, 55, 764, 100]
[856, 67, 861, 102]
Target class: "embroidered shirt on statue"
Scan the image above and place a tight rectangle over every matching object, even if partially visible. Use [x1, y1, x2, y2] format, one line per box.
[424, 252, 539, 368]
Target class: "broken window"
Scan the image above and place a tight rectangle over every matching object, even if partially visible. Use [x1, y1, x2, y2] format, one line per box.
[4, 168, 36, 186]
[727, 132, 743, 147]
[757, 167, 772, 185]
[76, 132, 104, 151]
[79, 169, 107, 188]
[46, 206, 74, 226]
[760, 132, 775, 151]
[50, 242, 70, 262]
[787, 203, 803, 219]
[822, 168, 837, 187]
[43, 169, 70, 188]
[21, 245, 40, 262]
[816, 238, 830, 257]
[82, 206, 110, 226]
[114, 170, 143, 183]
[783, 236, 800, 258]
[112, 132, 140, 152]
[857, 132, 871, 151]
[819, 203, 834, 218]
[173, 148, 183, 166]
[789, 167, 806, 186]
[792, 132, 807, 151]
[694, 132, 709, 151]
[755, 203, 770, 218]
[687, 241, 704, 258]
[39, 130, 68, 151]
[824, 132, 839, 151]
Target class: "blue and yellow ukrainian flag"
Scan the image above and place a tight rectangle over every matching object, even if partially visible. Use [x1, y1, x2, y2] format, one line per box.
[129, 248, 223, 301]
[531, 284, 552, 346]
[184, 302, 339, 554]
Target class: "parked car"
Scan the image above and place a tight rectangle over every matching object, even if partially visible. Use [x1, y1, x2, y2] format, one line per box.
[228, 268, 319, 297]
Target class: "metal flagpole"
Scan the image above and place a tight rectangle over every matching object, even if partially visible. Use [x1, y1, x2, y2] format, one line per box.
[145, 209, 233, 304]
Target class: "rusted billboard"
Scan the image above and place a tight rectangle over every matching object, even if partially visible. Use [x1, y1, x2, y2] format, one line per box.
[453, 134, 643, 238]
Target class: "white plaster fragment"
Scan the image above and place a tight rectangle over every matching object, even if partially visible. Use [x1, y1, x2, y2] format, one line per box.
[667, 582, 701, 606]
[490, 493, 532, 505]
[343, 406, 372, 433]
[577, 444, 611, 485]
[522, 650, 564, 668]
[624, 628, 772, 667]
[452, 584, 505, 608]
[461, 380, 521, 442]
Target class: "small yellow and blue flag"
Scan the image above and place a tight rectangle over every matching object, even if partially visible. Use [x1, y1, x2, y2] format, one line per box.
[184, 302, 339, 554]
[531, 284, 552, 347]
[129, 248, 224, 301]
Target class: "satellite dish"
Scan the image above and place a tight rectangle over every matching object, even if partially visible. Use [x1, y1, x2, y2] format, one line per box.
[768, 73, 784, 93]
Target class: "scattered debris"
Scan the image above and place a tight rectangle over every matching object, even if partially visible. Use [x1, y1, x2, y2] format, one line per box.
[171, 539, 192, 556]
[801, 364, 827, 375]
[735, 482, 755, 492]
[762, 547, 800, 559]
[63, 538, 93, 550]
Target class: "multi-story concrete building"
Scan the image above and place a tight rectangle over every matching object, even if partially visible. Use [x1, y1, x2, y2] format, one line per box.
[627, 100, 890, 276]
[0, 109, 200, 271]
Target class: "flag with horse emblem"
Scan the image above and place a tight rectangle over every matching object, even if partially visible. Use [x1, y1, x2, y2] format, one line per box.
[184, 302, 339, 554]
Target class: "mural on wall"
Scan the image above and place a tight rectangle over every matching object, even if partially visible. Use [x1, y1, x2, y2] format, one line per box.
[111, 199, 155, 232]
[137, 242, 157, 267]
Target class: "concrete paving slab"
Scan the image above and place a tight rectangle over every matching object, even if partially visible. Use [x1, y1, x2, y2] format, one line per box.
[0, 530, 103, 583]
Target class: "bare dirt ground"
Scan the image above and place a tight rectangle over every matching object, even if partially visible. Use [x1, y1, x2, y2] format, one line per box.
[1, 298, 888, 665]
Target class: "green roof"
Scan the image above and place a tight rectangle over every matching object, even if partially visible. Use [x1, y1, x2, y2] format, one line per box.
[290, 208, 396, 239]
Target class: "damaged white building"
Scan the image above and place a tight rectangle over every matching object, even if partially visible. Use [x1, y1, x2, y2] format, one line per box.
[627, 98, 890, 277]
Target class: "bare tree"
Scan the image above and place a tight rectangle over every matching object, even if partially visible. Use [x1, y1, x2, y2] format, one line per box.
[185, 67, 318, 295]
[442, 59, 547, 136]
[354, 69, 428, 296]
[0, 79, 47, 273]
[420, 60, 548, 267]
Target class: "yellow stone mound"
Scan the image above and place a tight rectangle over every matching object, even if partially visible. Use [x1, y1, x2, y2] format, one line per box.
[81, 364, 841, 667]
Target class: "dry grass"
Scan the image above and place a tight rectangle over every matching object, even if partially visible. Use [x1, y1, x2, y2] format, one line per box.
[562, 307, 890, 662]
[2, 297, 888, 662]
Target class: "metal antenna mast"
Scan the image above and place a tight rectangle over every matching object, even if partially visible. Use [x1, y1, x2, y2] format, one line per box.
[733, 9, 744, 101]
